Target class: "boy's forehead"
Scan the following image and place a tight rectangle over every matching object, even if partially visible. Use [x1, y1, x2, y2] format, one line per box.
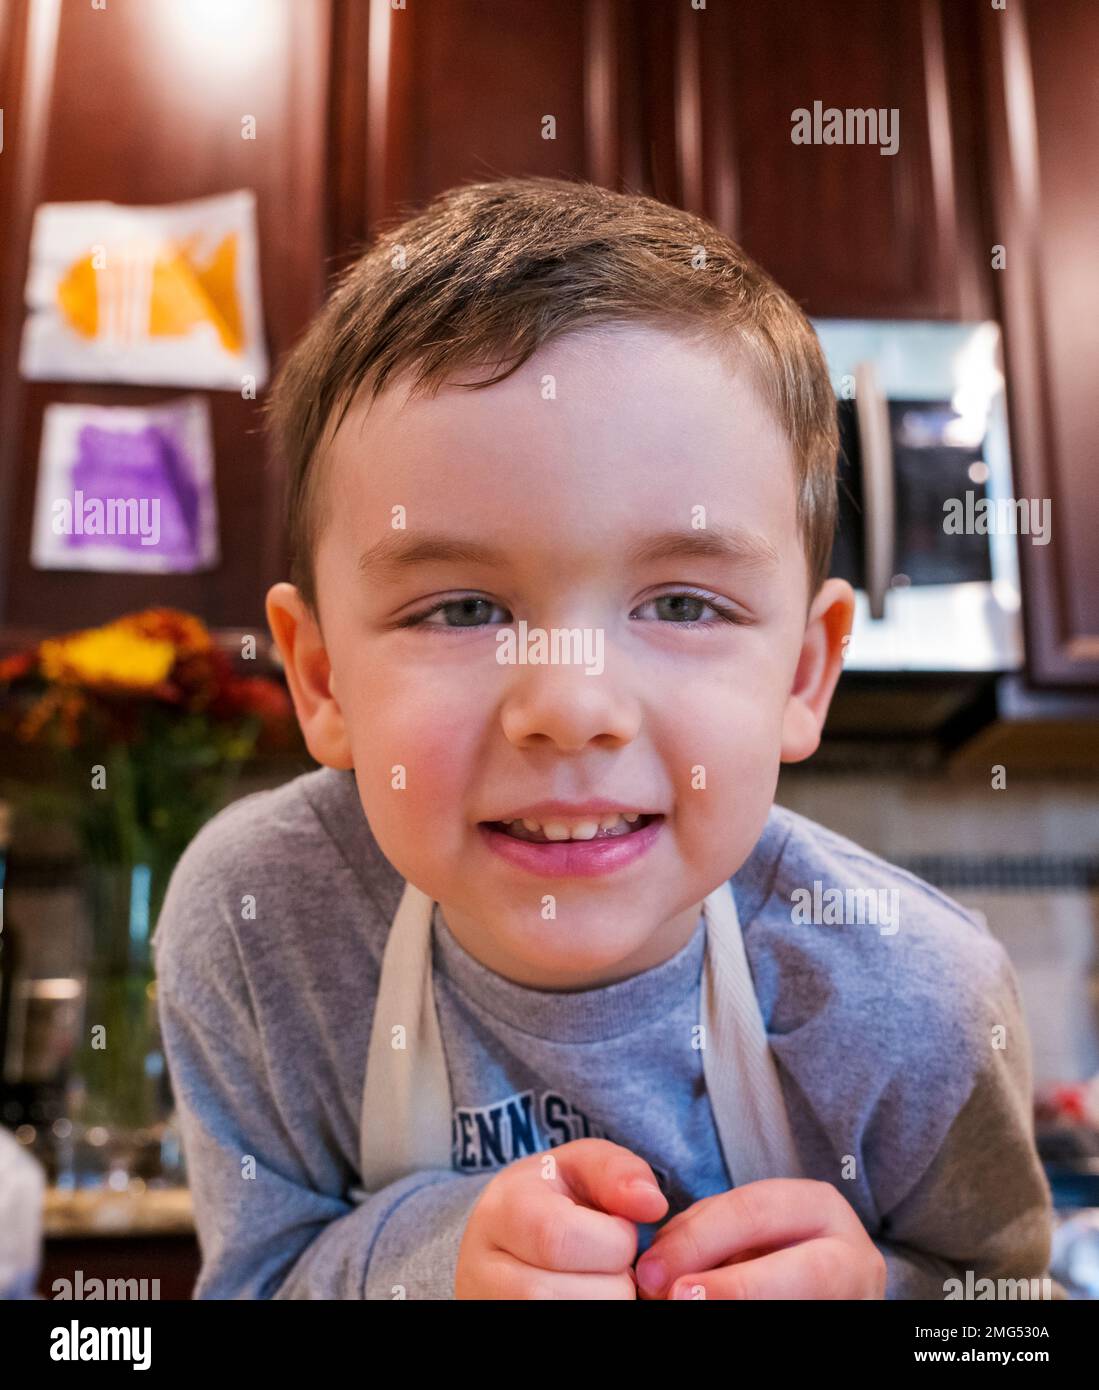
[320, 323, 801, 574]
[328, 324, 792, 484]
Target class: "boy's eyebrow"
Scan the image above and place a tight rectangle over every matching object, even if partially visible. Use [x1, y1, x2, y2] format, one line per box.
[627, 524, 781, 572]
[357, 522, 781, 580]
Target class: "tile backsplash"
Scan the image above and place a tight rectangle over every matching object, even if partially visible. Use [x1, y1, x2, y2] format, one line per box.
[776, 769, 1099, 1086]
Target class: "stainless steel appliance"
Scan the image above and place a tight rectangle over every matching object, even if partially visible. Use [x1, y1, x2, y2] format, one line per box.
[811, 319, 1024, 673]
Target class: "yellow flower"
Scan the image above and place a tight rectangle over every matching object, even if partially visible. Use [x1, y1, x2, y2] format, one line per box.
[40, 624, 176, 691]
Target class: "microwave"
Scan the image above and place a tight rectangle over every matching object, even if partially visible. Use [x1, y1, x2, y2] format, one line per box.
[811, 320, 1024, 673]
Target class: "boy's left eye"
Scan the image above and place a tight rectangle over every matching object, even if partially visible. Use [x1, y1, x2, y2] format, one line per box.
[397, 591, 745, 630]
[638, 593, 743, 626]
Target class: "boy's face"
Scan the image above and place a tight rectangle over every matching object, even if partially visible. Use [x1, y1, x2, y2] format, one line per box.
[268, 323, 854, 988]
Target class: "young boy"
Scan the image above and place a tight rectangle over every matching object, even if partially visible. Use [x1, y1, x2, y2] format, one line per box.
[152, 176, 1060, 1300]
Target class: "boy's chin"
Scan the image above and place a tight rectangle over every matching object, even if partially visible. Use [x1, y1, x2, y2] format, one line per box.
[481, 918, 664, 981]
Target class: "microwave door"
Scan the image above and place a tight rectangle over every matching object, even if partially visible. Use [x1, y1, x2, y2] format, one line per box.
[813, 319, 1025, 673]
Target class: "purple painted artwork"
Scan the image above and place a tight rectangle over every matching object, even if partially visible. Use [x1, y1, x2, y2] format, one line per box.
[67, 422, 200, 561]
[30, 396, 219, 574]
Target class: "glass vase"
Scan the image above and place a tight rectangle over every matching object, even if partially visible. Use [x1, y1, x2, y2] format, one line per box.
[68, 853, 173, 1188]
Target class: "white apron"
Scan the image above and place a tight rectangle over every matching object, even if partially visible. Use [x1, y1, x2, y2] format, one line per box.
[349, 877, 801, 1203]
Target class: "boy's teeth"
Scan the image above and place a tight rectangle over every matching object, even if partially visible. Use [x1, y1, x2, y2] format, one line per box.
[501, 812, 645, 842]
[544, 820, 598, 841]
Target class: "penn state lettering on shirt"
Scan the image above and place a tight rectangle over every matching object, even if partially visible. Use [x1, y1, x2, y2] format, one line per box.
[451, 1086, 670, 1191]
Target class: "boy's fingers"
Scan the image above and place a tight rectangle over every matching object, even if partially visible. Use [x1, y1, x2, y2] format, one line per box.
[496, 1185, 638, 1274]
[635, 1240, 774, 1298]
[553, 1138, 669, 1223]
[485, 1250, 637, 1300]
[636, 1179, 841, 1296]
[665, 1236, 875, 1301]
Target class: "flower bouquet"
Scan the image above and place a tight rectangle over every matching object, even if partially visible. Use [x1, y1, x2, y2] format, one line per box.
[0, 608, 295, 1182]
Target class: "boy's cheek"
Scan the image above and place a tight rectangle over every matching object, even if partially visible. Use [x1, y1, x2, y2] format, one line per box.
[350, 718, 478, 833]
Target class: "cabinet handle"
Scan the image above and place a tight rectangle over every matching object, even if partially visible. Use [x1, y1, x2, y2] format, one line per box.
[853, 361, 895, 620]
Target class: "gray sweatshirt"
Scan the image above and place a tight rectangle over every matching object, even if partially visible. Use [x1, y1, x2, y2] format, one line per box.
[152, 764, 1061, 1300]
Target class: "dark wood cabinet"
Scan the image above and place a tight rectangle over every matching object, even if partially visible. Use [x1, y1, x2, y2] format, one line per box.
[694, 0, 990, 320]
[39, 1234, 199, 1302]
[977, 0, 1099, 686]
[331, 0, 991, 320]
[334, 0, 593, 248]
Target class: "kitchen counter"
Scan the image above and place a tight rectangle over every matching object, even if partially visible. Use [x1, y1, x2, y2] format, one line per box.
[44, 1185, 194, 1239]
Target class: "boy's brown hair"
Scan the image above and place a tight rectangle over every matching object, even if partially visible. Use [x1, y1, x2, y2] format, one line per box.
[264, 176, 838, 616]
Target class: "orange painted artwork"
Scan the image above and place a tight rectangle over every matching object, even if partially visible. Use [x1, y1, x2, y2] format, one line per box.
[20, 189, 268, 390]
[56, 232, 245, 354]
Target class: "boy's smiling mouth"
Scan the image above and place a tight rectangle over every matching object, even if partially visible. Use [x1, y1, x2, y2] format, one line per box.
[477, 799, 664, 842]
[476, 807, 666, 878]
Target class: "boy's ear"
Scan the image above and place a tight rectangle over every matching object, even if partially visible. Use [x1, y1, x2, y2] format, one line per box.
[780, 578, 856, 764]
[265, 582, 353, 770]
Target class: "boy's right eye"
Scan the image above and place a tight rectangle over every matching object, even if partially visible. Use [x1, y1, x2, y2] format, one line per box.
[398, 597, 507, 630]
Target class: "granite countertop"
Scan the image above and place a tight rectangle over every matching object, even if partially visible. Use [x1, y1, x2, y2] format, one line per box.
[44, 1186, 194, 1239]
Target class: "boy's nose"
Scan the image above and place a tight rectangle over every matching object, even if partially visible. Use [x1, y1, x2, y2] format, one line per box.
[498, 660, 642, 751]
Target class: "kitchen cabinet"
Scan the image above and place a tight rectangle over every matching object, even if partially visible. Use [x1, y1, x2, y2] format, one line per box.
[38, 1235, 199, 1302]
[976, 0, 1099, 686]
[691, 0, 990, 320]
[37, 1185, 198, 1301]
[330, 0, 990, 318]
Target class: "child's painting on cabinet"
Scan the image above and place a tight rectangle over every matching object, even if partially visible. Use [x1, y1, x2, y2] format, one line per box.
[19, 189, 268, 392]
[30, 396, 219, 574]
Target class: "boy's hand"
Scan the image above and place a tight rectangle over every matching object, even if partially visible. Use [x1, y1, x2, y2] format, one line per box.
[634, 1178, 887, 1299]
[455, 1137, 669, 1299]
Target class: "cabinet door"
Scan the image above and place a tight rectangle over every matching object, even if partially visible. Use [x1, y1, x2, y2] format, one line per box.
[330, 0, 595, 264]
[981, 0, 1099, 686]
[693, 0, 987, 319]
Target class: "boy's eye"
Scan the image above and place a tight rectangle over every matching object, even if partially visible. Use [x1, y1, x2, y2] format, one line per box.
[406, 597, 505, 629]
[639, 593, 740, 625]
[397, 591, 745, 630]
